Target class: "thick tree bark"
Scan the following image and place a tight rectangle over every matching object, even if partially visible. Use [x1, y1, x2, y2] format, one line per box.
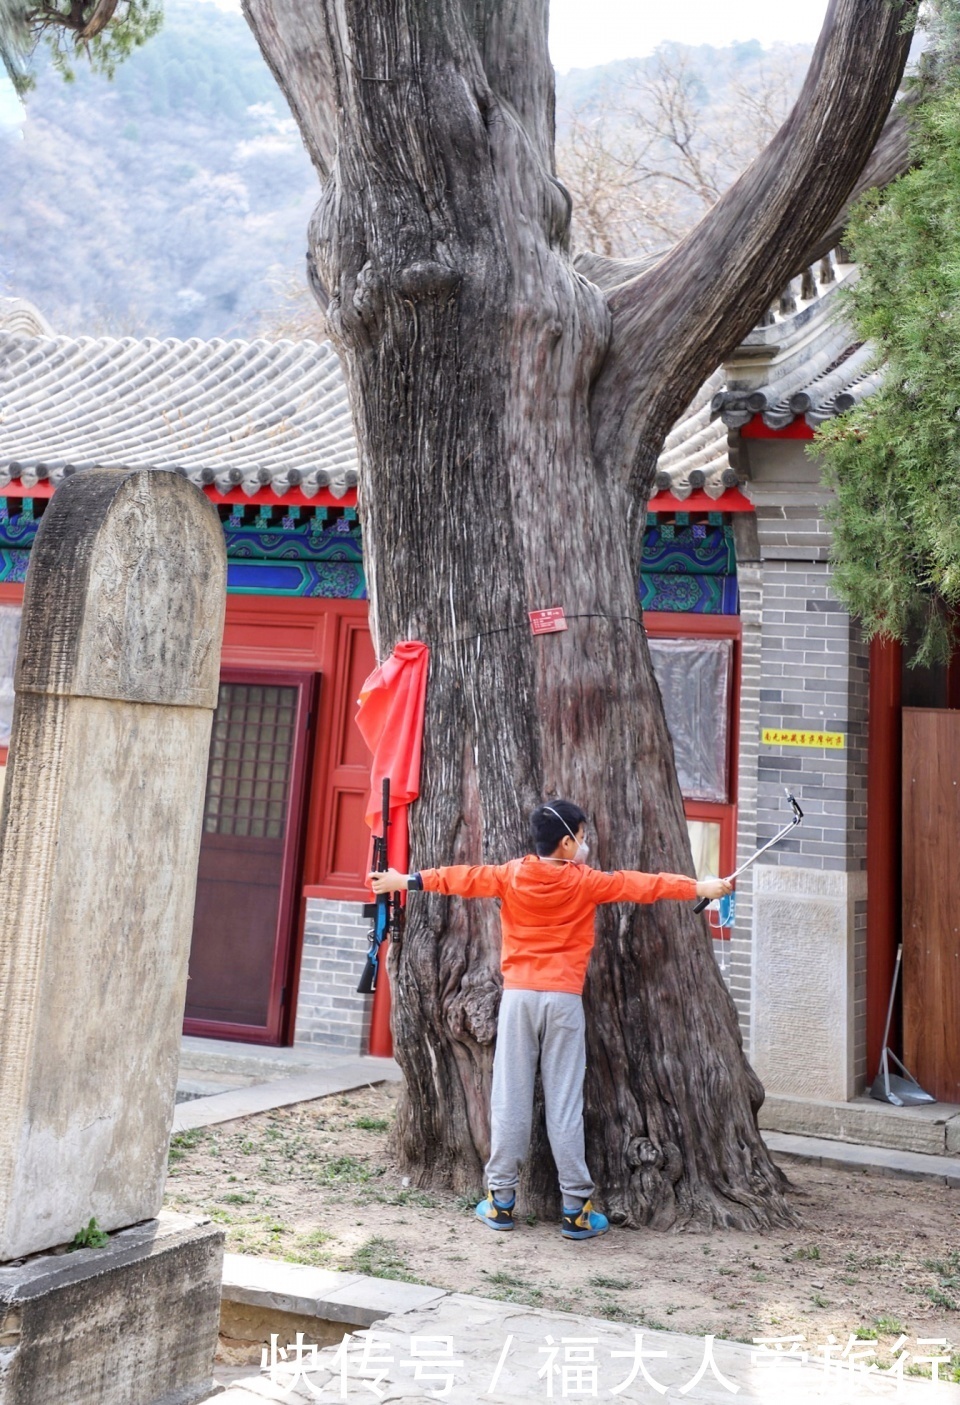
[243, 0, 915, 1228]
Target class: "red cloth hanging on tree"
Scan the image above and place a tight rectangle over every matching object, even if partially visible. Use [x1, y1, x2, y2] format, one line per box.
[355, 640, 430, 1056]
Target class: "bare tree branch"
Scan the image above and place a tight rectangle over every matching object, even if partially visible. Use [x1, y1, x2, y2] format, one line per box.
[589, 0, 917, 497]
[78, 0, 118, 40]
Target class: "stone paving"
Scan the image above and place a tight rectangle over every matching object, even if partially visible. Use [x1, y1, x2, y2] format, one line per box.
[209, 1288, 960, 1403]
[174, 1039, 402, 1133]
[178, 1041, 960, 1403]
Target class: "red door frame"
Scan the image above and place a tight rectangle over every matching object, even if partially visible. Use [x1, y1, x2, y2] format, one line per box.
[866, 636, 902, 1082]
[184, 666, 318, 1046]
[644, 611, 742, 914]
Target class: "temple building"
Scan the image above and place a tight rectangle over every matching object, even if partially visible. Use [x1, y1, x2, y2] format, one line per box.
[1, 265, 956, 1110]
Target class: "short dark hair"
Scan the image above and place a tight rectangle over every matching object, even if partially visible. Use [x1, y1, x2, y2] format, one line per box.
[530, 800, 588, 856]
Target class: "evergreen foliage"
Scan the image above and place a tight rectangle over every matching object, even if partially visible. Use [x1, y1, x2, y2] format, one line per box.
[1, 1, 162, 94]
[816, 0, 960, 664]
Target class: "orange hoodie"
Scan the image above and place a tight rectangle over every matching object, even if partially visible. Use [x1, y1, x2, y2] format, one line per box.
[418, 856, 698, 995]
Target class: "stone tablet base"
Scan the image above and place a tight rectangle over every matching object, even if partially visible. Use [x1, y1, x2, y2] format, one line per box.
[0, 1212, 223, 1405]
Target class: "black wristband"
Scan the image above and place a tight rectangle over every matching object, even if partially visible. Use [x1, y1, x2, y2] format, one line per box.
[408, 872, 423, 891]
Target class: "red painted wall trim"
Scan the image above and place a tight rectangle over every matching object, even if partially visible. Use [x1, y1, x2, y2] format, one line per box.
[220, 595, 373, 903]
[644, 612, 742, 640]
[0, 479, 755, 517]
[740, 414, 815, 441]
[0, 482, 54, 498]
[204, 485, 357, 509]
[0, 481, 358, 509]
[866, 635, 902, 1082]
[0, 582, 24, 761]
[646, 488, 754, 512]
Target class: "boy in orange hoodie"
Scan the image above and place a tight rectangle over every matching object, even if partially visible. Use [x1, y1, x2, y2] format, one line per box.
[370, 800, 730, 1240]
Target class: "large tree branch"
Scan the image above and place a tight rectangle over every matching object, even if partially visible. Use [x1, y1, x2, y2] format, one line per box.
[589, 0, 917, 497]
[242, 0, 341, 179]
[575, 94, 914, 306]
[459, 0, 554, 169]
[800, 88, 915, 269]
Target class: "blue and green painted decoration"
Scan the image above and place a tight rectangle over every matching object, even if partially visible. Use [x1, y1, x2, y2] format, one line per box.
[640, 513, 738, 615]
[222, 504, 364, 599]
[0, 498, 366, 600]
[0, 501, 736, 612]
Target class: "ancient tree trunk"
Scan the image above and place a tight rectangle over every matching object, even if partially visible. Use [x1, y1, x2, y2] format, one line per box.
[243, 0, 915, 1228]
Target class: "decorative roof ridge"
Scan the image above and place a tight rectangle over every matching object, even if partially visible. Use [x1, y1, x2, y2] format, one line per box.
[0, 298, 54, 338]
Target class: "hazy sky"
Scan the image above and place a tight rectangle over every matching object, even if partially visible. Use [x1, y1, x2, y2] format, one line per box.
[547, 0, 828, 70]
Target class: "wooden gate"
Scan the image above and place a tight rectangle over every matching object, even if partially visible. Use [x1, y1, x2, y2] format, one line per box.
[184, 668, 317, 1043]
[902, 707, 960, 1102]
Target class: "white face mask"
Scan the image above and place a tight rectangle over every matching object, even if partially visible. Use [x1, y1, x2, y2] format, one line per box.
[543, 806, 589, 865]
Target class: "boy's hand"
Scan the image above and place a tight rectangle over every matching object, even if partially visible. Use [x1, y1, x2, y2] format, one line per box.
[369, 868, 409, 894]
[696, 877, 733, 901]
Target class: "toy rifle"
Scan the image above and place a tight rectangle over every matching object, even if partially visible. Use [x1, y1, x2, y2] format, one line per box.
[357, 778, 396, 994]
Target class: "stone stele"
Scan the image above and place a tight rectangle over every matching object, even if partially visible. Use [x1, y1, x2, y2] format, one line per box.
[0, 467, 226, 1262]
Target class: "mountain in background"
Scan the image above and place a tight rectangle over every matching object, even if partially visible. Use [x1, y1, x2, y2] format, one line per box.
[0, 4, 811, 342]
[0, 0, 317, 341]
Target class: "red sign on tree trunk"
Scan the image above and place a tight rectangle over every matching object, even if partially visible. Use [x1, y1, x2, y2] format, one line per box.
[528, 607, 567, 635]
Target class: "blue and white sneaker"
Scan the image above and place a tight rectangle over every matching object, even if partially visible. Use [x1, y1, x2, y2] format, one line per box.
[475, 1190, 515, 1231]
[561, 1199, 609, 1240]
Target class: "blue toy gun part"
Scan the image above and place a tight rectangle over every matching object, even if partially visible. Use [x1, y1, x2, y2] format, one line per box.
[357, 777, 391, 995]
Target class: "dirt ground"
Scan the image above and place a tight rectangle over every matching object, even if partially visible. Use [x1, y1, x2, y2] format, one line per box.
[164, 1083, 960, 1374]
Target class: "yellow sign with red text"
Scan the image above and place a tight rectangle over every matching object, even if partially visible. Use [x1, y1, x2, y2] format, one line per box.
[761, 728, 844, 749]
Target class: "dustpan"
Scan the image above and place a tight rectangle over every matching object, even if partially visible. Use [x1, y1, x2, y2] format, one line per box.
[869, 944, 936, 1107]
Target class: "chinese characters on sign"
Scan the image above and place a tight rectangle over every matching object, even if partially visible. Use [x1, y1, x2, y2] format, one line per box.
[259, 1329, 954, 1398]
[528, 607, 568, 635]
[761, 727, 845, 749]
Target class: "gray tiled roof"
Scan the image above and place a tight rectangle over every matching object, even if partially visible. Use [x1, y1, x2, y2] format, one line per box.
[0, 298, 53, 339]
[655, 370, 737, 500]
[711, 261, 879, 431]
[2, 265, 877, 508]
[656, 259, 880, 499]
[0, 325, 358, 498]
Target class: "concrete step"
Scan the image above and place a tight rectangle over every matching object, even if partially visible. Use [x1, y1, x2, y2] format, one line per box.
[759, 1091, 960, 1156]
[763, 1128, 960, 1185]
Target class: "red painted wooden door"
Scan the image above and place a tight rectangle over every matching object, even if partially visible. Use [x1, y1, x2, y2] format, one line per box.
[184, 668, 317, 1043]
[902, 708, 960, 1102]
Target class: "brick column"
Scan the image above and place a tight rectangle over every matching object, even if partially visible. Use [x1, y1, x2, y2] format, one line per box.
[728, 513, 762, 1054]
[294, 898, 373, 1053]
[747, 490, 870, 1099]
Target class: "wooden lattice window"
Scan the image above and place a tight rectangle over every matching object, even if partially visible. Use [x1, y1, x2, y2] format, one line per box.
[203, 683, 297, 840]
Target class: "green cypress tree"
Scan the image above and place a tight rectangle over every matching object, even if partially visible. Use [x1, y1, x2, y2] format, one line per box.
[816, 0, 960, 664]
[1, 1, 162, 94]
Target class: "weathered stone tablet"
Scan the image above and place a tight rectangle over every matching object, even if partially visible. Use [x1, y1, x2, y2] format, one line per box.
[0, 468, 226, 1262]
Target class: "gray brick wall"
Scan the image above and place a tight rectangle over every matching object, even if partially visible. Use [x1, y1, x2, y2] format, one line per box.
[728, 512, 762, 1053]
[753, 560, 868, 876]
[294, 897, 372, 1053]
[738, 466, 871, 1094]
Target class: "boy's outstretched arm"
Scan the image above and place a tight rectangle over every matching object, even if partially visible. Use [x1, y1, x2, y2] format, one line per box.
[582, 869, 732, 905]
[368, 864, 509, 898]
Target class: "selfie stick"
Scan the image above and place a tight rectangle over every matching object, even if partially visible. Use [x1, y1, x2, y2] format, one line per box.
[693, 789, 803, 914]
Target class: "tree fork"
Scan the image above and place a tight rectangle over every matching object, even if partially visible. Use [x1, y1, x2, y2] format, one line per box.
[243, 0, 916, 1228]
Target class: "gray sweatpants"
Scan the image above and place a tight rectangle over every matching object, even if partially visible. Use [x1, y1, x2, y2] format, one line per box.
[484, 988, 593, 1208]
